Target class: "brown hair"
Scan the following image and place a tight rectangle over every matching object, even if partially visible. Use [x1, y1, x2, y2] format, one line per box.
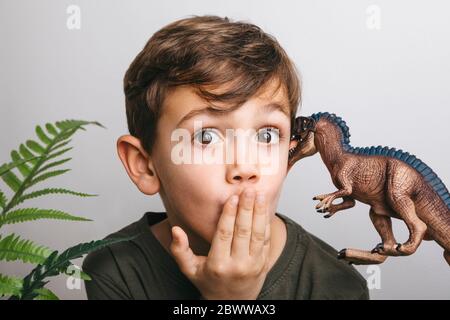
[124, 15, 301, 155]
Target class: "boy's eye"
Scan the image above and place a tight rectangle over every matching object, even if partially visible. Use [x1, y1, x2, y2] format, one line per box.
[193, 128, 221, 146]
[256, 127, 280, 144]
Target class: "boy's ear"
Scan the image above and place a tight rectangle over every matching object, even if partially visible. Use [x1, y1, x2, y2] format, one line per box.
[116, 135, 160, 195]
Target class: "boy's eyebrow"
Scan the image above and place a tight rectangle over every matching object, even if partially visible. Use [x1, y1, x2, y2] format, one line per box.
[176, 102, 289, 127]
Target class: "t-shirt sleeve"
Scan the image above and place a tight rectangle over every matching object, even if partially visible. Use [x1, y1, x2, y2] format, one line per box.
[82, 246, 131, 300]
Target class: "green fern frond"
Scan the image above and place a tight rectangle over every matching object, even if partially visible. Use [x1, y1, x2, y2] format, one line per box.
[44, 147, 73, 163]
[64, 264, 92, 281]
[26, 169, 71, 189]
[8, 188, 97, 210]
[45, 123, 58, 136]
[33, 287, 59, 300]
[10, 150, 32, 177]
[35, 158, 71, 176]
[0, 155, 43, 176]
[0, 208, 91, 227]
[0, 189, 7, 209]
[35, 126, 53, 145]
[26, 139, 46, 155]
[48, 139, 72, 153]
[18, 236, 134, 300]
[0, 233, 52, 264]
[0, 120, 104, 214]
[0, 273, 23, 297]
[1, 169, 22, 193]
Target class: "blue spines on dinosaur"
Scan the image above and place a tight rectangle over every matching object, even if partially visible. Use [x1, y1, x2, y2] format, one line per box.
[310, 112, 450, 209]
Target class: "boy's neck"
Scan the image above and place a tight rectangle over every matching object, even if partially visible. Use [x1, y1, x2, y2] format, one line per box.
[149, 214, 287, 272]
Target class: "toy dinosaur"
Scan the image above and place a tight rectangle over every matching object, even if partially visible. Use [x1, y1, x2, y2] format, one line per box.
[288, 112, 450, 266]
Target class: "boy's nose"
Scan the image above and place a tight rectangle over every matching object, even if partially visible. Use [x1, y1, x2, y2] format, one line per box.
[226, 163, 260, 185]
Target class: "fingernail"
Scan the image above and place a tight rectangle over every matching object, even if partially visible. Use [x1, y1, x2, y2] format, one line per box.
[256, 192, 265, 204]
[230, 195, 239, 206]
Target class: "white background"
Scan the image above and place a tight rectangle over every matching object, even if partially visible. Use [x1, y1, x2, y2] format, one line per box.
[0, 0, 449, 299]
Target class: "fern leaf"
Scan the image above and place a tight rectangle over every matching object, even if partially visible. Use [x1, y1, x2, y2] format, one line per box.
[0, 233, 52, 264]
[0, 156, 42, 176]
[44, 147, 73, 163]
[54, 237, 136, 277]
[27, 169, 71, 189]
[18, 236, 132, 300]
[45, 123, 59, 136]
[9, 188, 97, 209]
[48, 139, 72, 153]
[79, 270, 92, 281]
[0, 119, 103, 213]
[35, 158, 71, 176]
[64, 264, 92, 280]
[11, 150, 31, 177]
[1, 169, 22, 192]
[35, 125, 53, 145]
[56, 120, 104, 131]
[25, 139, 46, 155]
[0, 273, 23, 297]
[0, 189, 7, 209]
[52, 128, 78, 145]
[0, 208, 91, 227]
[18, 144, 39, 167]
[34, 287, 59, 300]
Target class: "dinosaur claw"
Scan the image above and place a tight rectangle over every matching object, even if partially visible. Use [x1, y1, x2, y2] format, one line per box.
[396, 243, 402, 251]
[372, 243, 384, 254]
[337, 249, 347, 259]
[324, 214, 331, 218]
[312, 197, 317, 200]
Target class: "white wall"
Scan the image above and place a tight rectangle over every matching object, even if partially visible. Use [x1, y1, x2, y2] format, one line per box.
[0, 0, 449, 299]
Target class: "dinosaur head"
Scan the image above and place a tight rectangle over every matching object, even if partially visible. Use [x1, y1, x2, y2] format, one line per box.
[288, 116, 318, 166]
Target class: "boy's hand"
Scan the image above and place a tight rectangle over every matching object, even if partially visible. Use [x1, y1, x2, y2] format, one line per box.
[169, 188, 271, 300]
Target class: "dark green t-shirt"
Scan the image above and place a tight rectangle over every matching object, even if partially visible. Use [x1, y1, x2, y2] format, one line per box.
[82, 211, 369, 300]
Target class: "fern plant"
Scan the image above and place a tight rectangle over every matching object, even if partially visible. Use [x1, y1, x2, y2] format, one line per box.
[0, 119, 133, 300]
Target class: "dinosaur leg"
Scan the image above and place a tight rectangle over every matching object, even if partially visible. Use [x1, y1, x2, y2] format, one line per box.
[337, 248, 387, 265]
[389, 197, 427, 256]
[314, 171, 353, 212]
[369, 209, 401, 256]
[444, 251, 450, 266]
[314, 188, 352, 213]
[337, 208, 396, 264]
[316, 196, 355, 218]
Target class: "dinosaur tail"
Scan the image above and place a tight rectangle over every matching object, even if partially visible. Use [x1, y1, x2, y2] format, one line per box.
[444, 251, 450, 266]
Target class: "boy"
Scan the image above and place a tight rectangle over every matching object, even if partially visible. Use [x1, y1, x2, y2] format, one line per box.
[82, 15, 369, 300]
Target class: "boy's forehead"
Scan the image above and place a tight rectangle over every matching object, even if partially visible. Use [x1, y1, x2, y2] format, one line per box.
[162, 79, 290, 126]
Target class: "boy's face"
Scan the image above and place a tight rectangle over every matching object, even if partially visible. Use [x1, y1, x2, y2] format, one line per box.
[148, 78, 298, 245]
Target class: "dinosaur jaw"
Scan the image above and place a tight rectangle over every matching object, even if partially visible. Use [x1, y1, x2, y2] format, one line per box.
[288, 131, 317, 165]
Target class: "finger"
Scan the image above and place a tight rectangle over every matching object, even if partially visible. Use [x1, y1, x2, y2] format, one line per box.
[231, 188, 255, 259]
[249, 192, 268, 256]
[209, 194, 239, 260]
[169, 226, 200, 278]
[263, 216, 271, 262]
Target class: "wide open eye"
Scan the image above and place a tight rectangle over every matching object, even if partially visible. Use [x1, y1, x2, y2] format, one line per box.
[193, 128, 221, 146]
[256, 127, 280, 144]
